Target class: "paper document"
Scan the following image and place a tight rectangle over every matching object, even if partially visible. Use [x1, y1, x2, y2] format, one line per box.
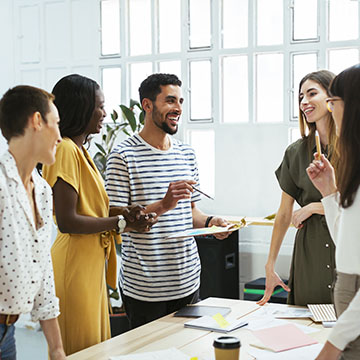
[165, 220, 245, 240]
[251, 323, 318, 352]
[184, 315, 248, 333]
[109, 347, 189, 360]
[259, 304, 312, 319]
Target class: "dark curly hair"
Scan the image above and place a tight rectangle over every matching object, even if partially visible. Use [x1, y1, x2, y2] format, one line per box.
[139, 73, 182, 105]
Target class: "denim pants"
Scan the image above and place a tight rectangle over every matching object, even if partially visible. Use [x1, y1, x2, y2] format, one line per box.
[0, 324, 16, 360]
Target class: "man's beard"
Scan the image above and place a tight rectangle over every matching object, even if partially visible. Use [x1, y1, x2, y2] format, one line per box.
[152, 105, 178, 135]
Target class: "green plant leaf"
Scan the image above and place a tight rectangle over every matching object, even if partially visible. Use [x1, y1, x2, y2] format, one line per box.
[139, 111, 144, 126]
[95, 143, 106, 155]
[111, 110, 118, 122]
[120, 105, 137, 133]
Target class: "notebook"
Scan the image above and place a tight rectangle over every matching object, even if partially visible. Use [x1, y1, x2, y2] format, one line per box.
[184, 315, 247, 333]
[174, 305, 231, 318]
[307, 304, 337, 322]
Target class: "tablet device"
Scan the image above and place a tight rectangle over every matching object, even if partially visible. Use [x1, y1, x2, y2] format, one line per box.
[174, 305, 231, 318]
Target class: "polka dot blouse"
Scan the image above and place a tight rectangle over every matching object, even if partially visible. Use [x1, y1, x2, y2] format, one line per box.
[0, 151, 59, 321]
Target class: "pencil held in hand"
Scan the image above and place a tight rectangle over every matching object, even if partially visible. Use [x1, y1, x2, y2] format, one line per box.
[315, 130, 322, 160]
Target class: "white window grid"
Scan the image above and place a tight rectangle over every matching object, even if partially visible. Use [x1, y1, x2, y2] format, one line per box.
[98, 0, 360, 130]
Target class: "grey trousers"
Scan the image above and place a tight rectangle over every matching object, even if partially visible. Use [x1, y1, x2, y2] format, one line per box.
[334, 272, 360, 360]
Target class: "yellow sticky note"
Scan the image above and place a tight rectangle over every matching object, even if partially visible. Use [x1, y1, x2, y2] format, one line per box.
[190, 357, 198, 360]
[212, 313, 230, 328]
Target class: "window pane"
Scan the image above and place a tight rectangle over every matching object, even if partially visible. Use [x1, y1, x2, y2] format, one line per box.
[129, 0, 151, 55]
[292, 53, 317, 117]
[222, 56, 248, 123]
[293, 0, 318, 41]
[129, 62, 152, 101]
[102, 67, 121, 119]
[101, 0, 120, 55]
[189, 60, 212, 120]
[158, 60, 182, 79]
[289, 127, 301, 144]
[222, 0, 248, 48]
[329, 0, 358, 41]
[189, 0, 211, 48]
[256, 53, 283, 123]
[188, 129, 215, 197]
[328, 48, 359, 75]
[158, 0, 181, 53]
[257, 0, 283, 45]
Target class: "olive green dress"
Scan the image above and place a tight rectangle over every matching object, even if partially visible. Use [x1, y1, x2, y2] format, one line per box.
[275, 136, 336, 306]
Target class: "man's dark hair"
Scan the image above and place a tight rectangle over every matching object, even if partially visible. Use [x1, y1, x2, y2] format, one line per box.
[0, 85, 54, 141]
[139, 73, 182, 105]
[52, 74, 99, 139]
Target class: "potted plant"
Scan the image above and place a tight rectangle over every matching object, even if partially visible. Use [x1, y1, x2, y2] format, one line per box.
[94, 99, 144, 178]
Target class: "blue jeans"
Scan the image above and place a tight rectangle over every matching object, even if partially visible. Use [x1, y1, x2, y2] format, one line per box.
[0, 324, 16, 360]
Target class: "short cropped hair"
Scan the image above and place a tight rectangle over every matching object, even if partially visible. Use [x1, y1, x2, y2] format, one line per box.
[0, 85, 54, 141]
[139, 73, 182, 105]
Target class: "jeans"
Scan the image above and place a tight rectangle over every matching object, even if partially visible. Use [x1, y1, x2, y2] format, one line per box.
[0, 324, 16, 360]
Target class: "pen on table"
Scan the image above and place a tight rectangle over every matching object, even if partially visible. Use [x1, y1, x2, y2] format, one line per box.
[191, 185, 214, 200]
[315, 130, 322, 160]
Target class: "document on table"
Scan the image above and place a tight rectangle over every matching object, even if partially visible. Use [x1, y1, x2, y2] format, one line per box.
[184, 315, 248, 333]
[109, 347, 189, 360]
[165, 220, 245, 239]
[251, 323, 318, 352]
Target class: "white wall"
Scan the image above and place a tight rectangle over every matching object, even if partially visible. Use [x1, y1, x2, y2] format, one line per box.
[2, 0, 294, 297]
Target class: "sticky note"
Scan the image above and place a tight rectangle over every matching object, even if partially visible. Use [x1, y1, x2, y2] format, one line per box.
[212, 313, 230, 328]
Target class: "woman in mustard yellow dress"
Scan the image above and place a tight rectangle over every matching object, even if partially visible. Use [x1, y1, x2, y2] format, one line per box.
[43, 74, 156, 355]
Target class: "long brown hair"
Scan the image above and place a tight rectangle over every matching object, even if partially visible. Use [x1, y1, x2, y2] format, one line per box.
[298, 70, 338, 168]
[329, 64, 360, 208]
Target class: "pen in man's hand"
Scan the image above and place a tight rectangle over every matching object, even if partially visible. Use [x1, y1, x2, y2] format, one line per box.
[191, 185, 214, 200]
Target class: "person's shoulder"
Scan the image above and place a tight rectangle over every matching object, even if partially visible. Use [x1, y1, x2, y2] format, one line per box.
[285, 137, 308, 156]
[33, 170, 52, 194]
[114, 134, 143, 152]
[173, 138, 195, 154]
[56, 137, 78, 155]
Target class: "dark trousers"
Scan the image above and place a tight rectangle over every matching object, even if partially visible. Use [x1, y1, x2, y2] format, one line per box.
[120, 288, 200, 329]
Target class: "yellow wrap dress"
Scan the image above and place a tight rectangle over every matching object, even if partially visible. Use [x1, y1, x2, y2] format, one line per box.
[42, 138, 119, 355]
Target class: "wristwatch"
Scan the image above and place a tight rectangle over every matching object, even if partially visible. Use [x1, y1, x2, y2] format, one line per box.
[116, 215, 127, 234]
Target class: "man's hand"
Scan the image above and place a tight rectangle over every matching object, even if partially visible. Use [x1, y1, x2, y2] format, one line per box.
[161, 180, 196, 212]
[257, 267, 290, 306]
[209, 217, 231, 240]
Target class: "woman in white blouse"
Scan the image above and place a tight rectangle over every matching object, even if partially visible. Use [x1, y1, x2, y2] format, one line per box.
[307, 64, 360, 360]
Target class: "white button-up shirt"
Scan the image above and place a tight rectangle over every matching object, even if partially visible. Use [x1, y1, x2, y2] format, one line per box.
[0, 151, 59, 321]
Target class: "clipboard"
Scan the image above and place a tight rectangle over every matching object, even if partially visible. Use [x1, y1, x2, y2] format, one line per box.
[165, 220, 245, 240]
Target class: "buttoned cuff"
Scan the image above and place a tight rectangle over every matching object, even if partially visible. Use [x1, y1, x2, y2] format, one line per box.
[30, 297, 60, 322]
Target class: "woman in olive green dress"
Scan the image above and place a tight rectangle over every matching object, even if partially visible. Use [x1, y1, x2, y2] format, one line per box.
[258, 70, 338, 306]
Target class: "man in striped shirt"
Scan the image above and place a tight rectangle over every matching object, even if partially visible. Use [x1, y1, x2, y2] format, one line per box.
[106, 73, 229, 329]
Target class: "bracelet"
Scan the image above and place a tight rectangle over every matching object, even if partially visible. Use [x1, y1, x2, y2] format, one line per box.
[205, 216, 214, 228]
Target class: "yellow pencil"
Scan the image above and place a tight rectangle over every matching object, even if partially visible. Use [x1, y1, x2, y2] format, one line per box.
[315, 130, 322, 160]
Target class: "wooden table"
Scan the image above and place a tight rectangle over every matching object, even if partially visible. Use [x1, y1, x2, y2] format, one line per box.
[67, 297, 330, 359]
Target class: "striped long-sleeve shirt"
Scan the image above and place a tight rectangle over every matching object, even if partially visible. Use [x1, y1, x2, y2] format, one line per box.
[106, 134, 201, 301]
